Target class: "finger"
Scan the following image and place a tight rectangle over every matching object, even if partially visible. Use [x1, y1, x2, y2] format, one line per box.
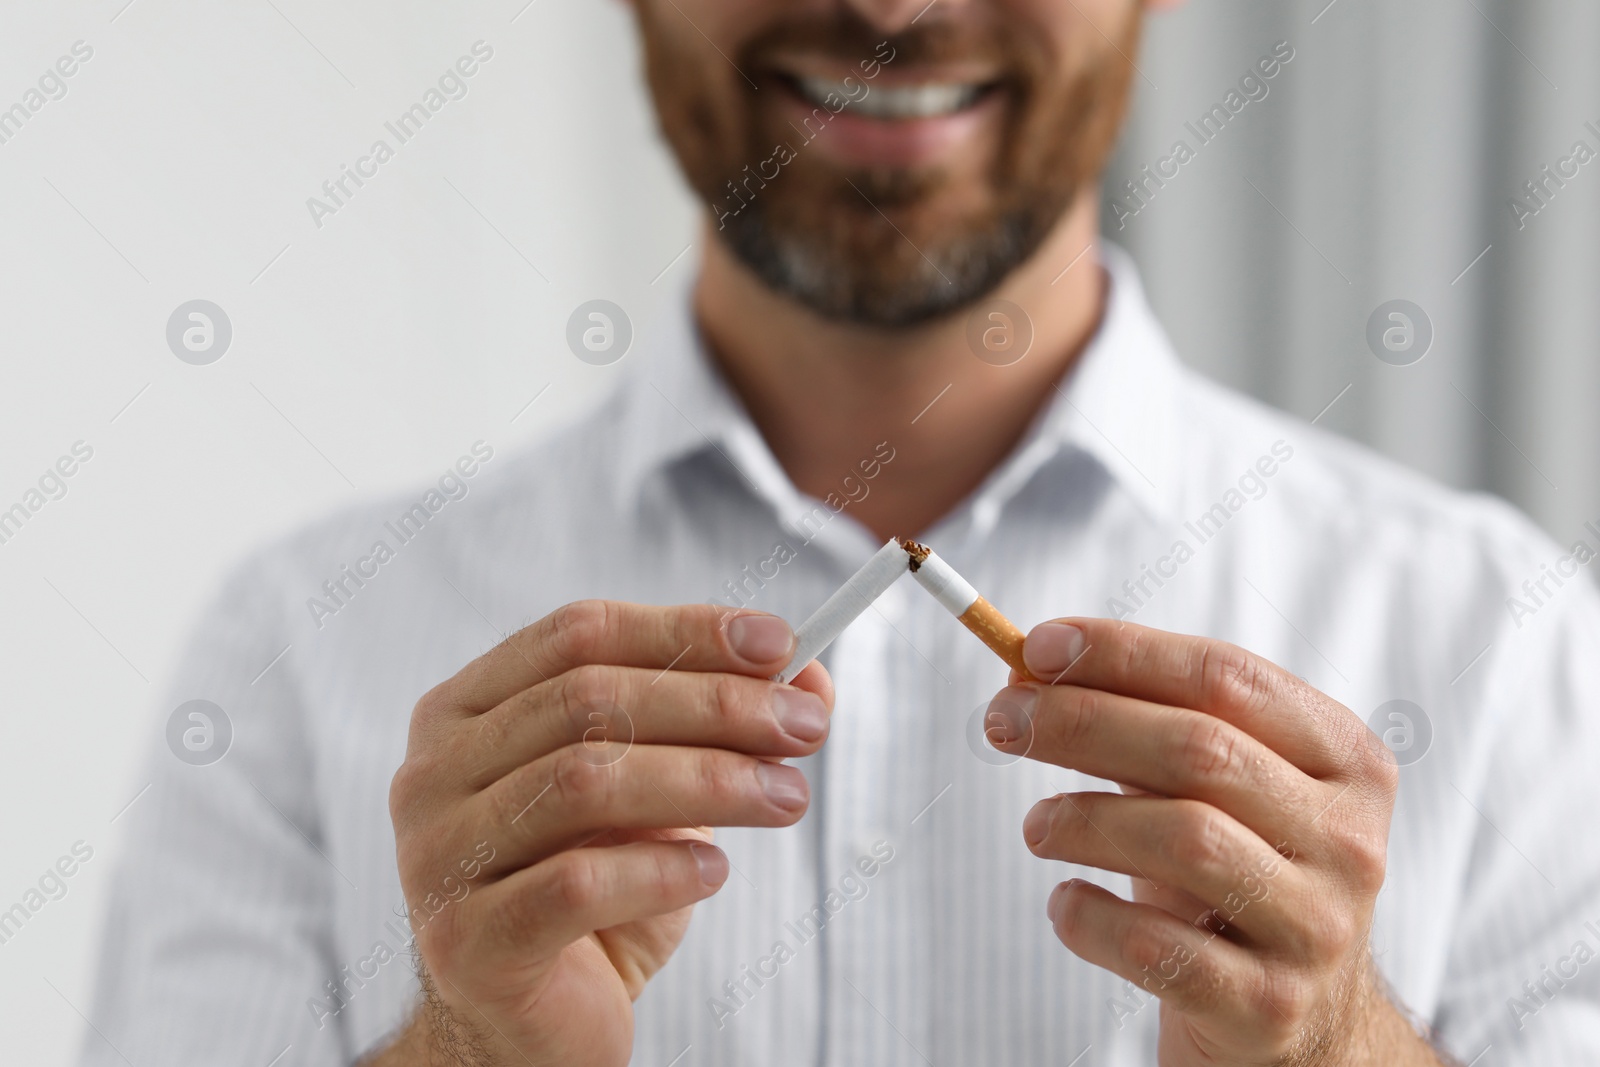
[477, 744, 810, 873]
[448, 838, 729, 972]
[1020, 617, 1370, 778]
[788, 658, 835, 708]
[987, 684, 1324, 842]
[433, 602, 802, 717]
[1023, 792, 1307, 947]
[464, 667, 831, 789]
[1048, 878, 1264, 1027]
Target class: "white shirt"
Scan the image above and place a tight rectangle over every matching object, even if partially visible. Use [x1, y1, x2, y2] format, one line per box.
[80, 245, 1600, 1067]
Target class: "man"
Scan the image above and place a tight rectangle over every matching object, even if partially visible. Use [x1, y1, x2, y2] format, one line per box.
[82, 1, 1600, 1065]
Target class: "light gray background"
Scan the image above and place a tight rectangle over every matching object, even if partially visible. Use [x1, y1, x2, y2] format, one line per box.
[1, 1, 1594, 1062]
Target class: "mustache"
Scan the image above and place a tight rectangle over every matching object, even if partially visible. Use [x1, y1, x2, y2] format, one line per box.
[739, 10, 1028, 73]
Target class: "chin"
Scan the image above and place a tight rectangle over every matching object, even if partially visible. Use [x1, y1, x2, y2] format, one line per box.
[714, 177, 1071, 328]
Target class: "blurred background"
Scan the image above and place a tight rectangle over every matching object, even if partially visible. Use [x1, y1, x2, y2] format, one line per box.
[1, 0, 1595, 1062]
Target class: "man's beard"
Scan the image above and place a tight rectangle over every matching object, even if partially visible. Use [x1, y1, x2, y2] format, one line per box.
[718, 170, 1053, 327]
[637, 8, 1141, 328]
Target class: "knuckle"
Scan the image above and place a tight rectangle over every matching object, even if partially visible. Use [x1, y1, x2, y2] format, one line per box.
[1045, 687, 1098, 751]
[388, 760, 418, 817]
[709, 673, 749, 731]
[676, 602, 721, 650]
[1115, 917, 1175, 982]
[1329, 820, 1389, 896]
[389, 751, 446, 830]
[388, 771, 422, 842]
[391, 827, 427, 888]
[411, 680, 456, 724]
[1358, 727, 1402, 795]
[548, 745, 612, 813]
[1174, 954, 1226, 1015]
[1060, 797, 1111, 860]
[412, 907, 462, 971]
[1253, 965, 1317, 1037]
[561, 663, 621, 723]
[1167, 801, 1232, 878]
[1353, 840, 1389, 895]
[469, 704, 522, 764]
[1043, 796, 1084, 852]
[1112, 622, 1149, 680]
[1174, 717, 1247, 785]
[1305, 907, 1360, 962]
[1197, 641, 1269, 712]
[546, 599, 614, 663]
[645, 846, 683, 902]
[691, 751, 745, 809]
[548, 852, 605, 914]
[1372, 750, 1401, 799]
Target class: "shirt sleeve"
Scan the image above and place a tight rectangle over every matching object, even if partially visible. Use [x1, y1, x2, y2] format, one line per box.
[77, 551, 364, 1067]
[1430, 574, 1600, 1062]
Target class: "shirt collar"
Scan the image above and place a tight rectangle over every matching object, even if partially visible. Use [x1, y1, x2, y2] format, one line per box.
[611, 241, 1185, 530]
[610, 256, 789, 515]
[1021, 241, 1184, 523]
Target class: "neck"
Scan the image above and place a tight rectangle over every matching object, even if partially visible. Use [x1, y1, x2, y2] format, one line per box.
[692, 188, 1107, 543]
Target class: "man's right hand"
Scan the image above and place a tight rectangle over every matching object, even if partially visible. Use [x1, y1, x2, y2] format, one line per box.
[374, 601, 831, 1067]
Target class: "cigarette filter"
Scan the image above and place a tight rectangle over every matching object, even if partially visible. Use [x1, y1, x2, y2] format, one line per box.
[901, 540, 1031, 678]
[775, 539, 909, 684]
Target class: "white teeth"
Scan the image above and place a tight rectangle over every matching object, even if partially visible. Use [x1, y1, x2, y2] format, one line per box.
[794, 75, 983, 119]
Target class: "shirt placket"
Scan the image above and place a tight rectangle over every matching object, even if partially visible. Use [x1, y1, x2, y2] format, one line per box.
[816, 578, 935, 1067]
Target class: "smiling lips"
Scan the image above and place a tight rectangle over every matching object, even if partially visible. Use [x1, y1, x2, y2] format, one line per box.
[790, 74, 993, 120]
[769, 67, 1004, 169]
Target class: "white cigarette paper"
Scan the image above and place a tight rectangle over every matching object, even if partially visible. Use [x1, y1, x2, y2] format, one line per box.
[906, 548, 980, 616]
[903, 539, 1032, 678]
[775, 538, 908, 684]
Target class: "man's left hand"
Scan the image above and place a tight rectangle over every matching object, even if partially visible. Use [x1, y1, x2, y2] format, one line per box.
[987, 617, 1441, 1066]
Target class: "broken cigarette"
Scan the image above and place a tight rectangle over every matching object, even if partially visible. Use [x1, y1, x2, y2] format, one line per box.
[774, 536, 1032, 684]
[901, 539, 1032, 679]
[774, 539, 909, 684]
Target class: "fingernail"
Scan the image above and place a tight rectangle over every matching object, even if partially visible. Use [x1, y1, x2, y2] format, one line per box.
[1022, 798, 1056, 848]
[1024, 622, 1086, 680]
[756, 762, 808, 812]
[690, 842, 729, 888]
[1047, 881, 1076, 924]
[728, 614, 794, 664]
[985, 687, 1038, 745]
[772, 687, 828, 742]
